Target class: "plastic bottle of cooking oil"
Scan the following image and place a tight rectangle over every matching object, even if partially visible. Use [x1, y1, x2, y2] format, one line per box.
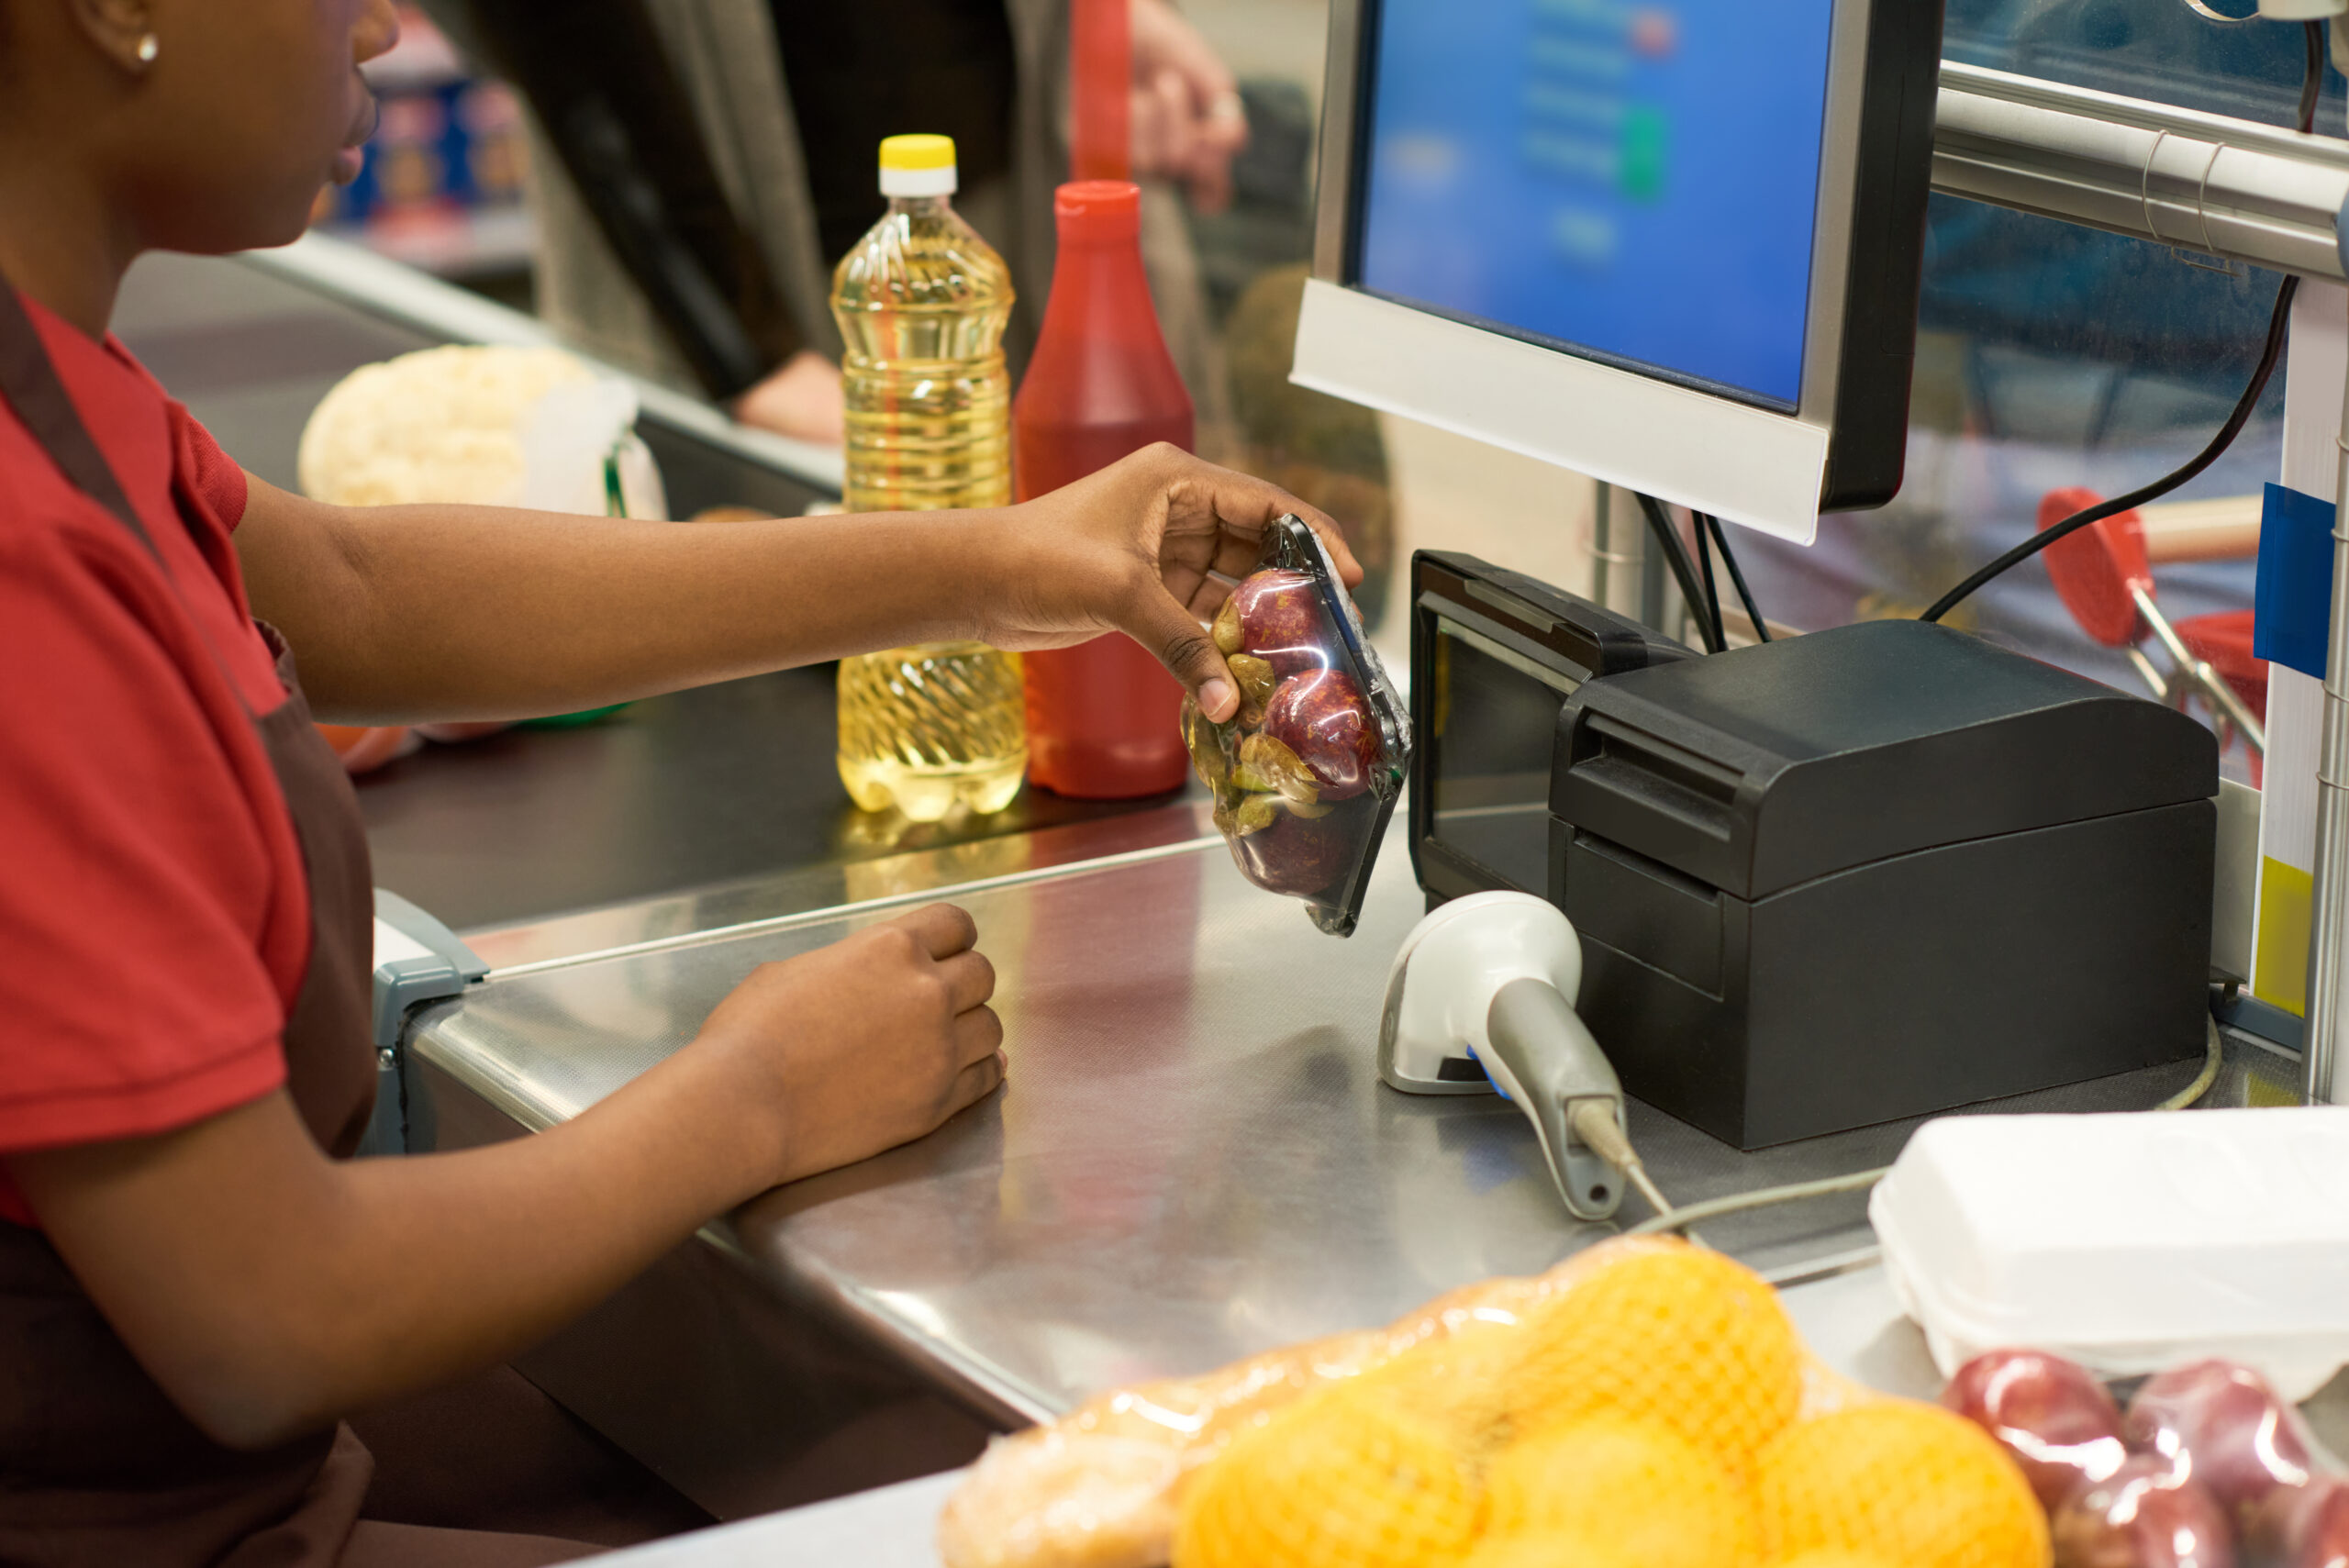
[832, 133, 1027, 821]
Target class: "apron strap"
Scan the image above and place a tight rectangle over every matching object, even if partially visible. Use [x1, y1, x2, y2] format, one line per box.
[0, 275, 265, 723]
[0, 280, 163, 563]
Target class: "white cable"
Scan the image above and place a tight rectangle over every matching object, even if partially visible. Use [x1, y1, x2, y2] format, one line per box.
[1620, 1016, 2223, 1240]
[2155, 1014, 2226, 1112]
[1624, 1168, 1888, 1239]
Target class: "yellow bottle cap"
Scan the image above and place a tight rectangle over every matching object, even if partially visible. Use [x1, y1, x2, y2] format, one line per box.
[879, 134, 956, 172]
[878, 135, 958, 198]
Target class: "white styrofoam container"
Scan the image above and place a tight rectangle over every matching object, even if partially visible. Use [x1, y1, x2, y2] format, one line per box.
[1871, 1107, 2349, 1400]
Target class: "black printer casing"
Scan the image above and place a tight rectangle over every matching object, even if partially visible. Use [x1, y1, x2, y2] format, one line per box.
[1548, 620, 2218, 1150]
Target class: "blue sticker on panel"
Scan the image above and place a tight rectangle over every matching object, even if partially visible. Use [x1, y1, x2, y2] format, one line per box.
[2257, 483, 2336, 682]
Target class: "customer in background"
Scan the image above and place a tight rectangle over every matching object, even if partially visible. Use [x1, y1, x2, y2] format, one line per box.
[429, 0, 1247, 448]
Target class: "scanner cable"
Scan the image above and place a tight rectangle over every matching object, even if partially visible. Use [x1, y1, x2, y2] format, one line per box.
[1618, 1015, 2223, 1241]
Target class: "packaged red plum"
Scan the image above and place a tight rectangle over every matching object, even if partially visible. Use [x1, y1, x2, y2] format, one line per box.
[1183, 515, 1410, 937]
[1945, 1348, 2347, 1568]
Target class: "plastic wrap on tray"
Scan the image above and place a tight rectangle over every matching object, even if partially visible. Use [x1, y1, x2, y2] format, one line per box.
[1182, 515, 1409, 938]
[1944, 1347, 2349, 1568]
[938, 1237, 2049, 1568]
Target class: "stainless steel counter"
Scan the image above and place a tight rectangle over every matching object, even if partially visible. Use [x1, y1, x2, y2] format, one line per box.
[406, 816, 2265, 1515]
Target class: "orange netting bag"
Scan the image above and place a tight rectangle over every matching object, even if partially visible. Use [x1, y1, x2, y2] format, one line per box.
[937, 1236, 2050, 1568]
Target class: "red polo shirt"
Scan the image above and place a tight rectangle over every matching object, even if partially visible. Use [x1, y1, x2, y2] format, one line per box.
[0, 293, 309, 1226]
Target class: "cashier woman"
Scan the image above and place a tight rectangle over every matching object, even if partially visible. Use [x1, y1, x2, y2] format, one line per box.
[0, 2, 1355, 1563]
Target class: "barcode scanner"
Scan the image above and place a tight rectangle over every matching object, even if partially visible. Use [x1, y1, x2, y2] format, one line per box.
[1376, 892, 1641, 1221]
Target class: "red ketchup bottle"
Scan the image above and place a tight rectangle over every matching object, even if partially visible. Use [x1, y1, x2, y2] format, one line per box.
[1014, 180, 1196, 798]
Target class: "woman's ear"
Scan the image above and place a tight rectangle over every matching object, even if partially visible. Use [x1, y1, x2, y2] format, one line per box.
[61, 0, 161, 76]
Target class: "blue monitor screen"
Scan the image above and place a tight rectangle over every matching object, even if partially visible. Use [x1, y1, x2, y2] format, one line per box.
[1355, 0, 1837, 410]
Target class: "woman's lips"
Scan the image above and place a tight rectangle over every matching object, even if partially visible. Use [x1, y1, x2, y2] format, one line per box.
[332, 83, 380, 184]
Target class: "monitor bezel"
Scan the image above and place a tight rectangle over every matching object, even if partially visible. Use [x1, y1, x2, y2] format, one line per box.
[1300, 0, 1942, 540]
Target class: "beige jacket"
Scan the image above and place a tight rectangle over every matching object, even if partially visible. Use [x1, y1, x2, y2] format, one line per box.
[516, 0, 1226, 436]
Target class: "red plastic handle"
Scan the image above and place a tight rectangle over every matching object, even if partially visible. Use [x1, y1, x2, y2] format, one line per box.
[2037, 486, 2154, 648]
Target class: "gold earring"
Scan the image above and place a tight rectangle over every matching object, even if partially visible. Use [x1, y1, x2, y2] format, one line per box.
[135, 33, 160, 64]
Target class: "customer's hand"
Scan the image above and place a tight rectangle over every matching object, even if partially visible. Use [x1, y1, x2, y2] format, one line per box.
[985, 444, 1361, 724]
[1130, 0, 1248, 213]
[692, 904, 1003, 1187]
[732, 350, 846, 448]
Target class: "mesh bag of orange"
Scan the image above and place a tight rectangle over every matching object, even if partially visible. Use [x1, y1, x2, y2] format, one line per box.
[939, 1236, 2051, 1568]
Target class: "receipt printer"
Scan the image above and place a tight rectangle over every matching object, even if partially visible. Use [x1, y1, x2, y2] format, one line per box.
[1550, 619, 2217, 1150]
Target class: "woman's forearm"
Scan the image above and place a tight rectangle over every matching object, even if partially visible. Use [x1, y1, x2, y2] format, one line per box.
[287, 1046, 771, 1429]
[236, 476, 1025, 722]
[14, 1047, 774, 1449]
[13, 906, 1002, 1451]
[238, 445, 1360, 728]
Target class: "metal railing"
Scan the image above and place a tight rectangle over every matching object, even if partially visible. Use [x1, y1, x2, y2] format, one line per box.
[1932, 60, 2349, 279]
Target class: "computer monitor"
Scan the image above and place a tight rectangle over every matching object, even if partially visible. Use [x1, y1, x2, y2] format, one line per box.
[1293, 0, 1943, 544]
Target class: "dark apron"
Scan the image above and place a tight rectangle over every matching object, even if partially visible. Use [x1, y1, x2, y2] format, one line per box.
[0, 281, 381, 1565]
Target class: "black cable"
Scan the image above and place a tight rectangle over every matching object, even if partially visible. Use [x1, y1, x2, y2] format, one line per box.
[2301, 21, 2325, 135]
[1693, 506, 1726, 651]
[1636, 492, 1725, 652]
[1920, 272, 2299, 626]
[1706, 514, 1773, 642]
[1921, 22, 2318, 628]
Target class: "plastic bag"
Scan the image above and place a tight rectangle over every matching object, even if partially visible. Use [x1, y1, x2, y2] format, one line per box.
[1182, 515, 1409, 937]
[516, 375, 668, 522]
[296, 344, 669, 750]
[1949, 1349, 2349, 1567]
[938, 1237, 2047, 1568]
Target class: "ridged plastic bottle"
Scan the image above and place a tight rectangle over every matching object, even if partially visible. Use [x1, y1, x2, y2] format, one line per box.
[832, 134, 1028, 821]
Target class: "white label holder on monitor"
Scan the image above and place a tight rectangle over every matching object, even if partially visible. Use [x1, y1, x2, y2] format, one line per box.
[1293, 279, 1831, 546]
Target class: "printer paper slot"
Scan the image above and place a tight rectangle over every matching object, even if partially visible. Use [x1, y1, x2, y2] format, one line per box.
[1571, 715, 1742, 846]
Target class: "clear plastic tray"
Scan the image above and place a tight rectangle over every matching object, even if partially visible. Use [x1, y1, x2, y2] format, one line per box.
[1183, 516, 1411, 937]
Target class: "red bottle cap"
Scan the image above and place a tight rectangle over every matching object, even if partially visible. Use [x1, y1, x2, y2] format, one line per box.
[1055, 180, 1142, 242]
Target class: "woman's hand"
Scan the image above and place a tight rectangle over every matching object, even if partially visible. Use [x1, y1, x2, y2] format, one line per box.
[1130, 0, 1250, 213]
[985, 444, 1361, 724]
[688, 903, 1005, 1187]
